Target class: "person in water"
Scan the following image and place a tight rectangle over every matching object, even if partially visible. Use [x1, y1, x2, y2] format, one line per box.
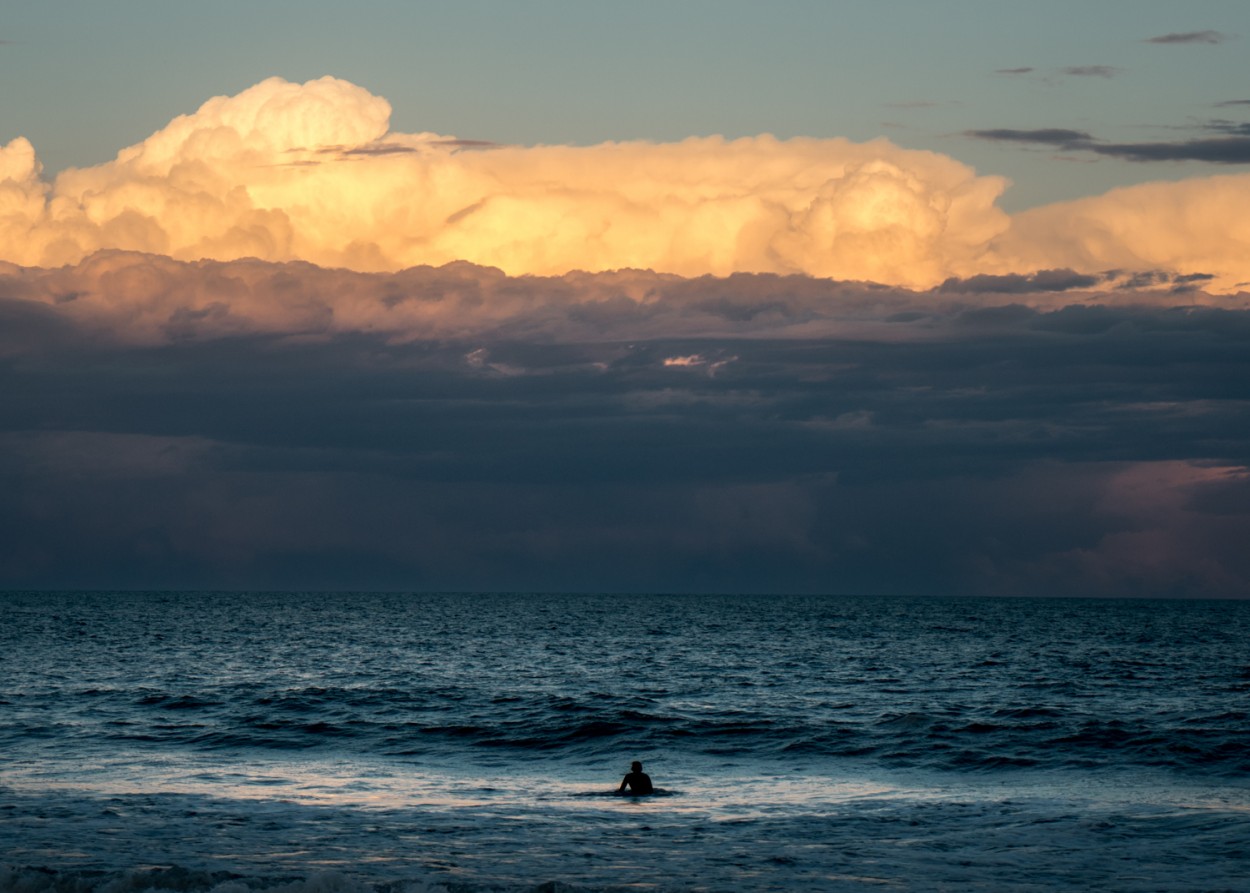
[618, 760, 654, 795]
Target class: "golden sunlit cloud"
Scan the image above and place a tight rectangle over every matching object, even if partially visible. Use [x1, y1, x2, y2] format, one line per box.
[2, 76, 1250, 291]
[994, 177, 1250, 290]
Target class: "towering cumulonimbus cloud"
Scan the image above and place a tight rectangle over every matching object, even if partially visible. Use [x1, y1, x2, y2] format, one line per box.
[0, 77, 1012, 287]
[3, 76, 1250, 291]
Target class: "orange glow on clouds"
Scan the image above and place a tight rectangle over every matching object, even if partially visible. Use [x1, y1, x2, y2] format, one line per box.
[2, 76, 1250, 292]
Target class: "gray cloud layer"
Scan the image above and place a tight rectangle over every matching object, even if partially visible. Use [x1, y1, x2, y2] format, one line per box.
[2, 256, 1247, 597]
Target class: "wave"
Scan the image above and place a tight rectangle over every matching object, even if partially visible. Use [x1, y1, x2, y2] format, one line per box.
[7, 686, 1247, 777]
[0, 866, 570, 893]
[5, 593, 1250, 780]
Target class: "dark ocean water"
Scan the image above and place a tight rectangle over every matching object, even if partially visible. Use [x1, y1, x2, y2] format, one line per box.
[2, 592, 1248, 891]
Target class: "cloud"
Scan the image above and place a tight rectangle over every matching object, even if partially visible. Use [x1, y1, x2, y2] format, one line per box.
[2, 262, 1249, 595]
[1061, 65, 1120, 78]
[0, 76, 1015, 291]
[1145, 30, 1233, 45]
[1091, 136, 1250, 163]
[993, 173, 1250, 288]
[6, 80, 1250, 597]
[967, 128, 1092, 148]
[969, 125, 1250, 164]
[1206, 120, 1250, 136]
[938, 268, 1104, 294]
[3, 252, 1245, 349]
[993, 66, 1120, 81]
[6, 76, 1250, 303]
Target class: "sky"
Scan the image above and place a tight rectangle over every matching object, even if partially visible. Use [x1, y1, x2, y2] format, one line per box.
[5, 1, 1250, 209]
[2, 2, 1249, 596]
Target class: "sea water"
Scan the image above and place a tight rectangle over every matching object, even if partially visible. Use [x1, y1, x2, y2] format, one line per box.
[1, 592, 1247, 892]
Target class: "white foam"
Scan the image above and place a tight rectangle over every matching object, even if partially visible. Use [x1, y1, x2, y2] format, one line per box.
[3, 762, 1248, 892]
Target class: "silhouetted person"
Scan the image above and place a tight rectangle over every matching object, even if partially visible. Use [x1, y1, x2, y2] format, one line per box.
[618, 760, 653, 795]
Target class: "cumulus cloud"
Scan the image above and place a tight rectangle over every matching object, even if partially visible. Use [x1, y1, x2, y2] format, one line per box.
[5, 76, 1250, 300]
[0, 76, 1014, 290]
[992, 174, 1250, 286]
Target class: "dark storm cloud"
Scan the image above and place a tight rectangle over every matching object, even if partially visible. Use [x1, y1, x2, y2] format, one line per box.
[938, 269, 1105, 293]
[1, 259, 1249, 597]
[939, 270, 1216, 296]
[1145, 30, 1233, 45]
[0, 296, 85, 355]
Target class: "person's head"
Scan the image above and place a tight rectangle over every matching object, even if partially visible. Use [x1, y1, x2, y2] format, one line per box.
[631, 761, 642, 772]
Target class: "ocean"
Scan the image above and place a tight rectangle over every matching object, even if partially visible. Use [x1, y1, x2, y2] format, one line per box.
[1, 592, 1247, 892]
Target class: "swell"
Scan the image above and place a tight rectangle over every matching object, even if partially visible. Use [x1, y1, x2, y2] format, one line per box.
[5, 683, 1247, 776]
